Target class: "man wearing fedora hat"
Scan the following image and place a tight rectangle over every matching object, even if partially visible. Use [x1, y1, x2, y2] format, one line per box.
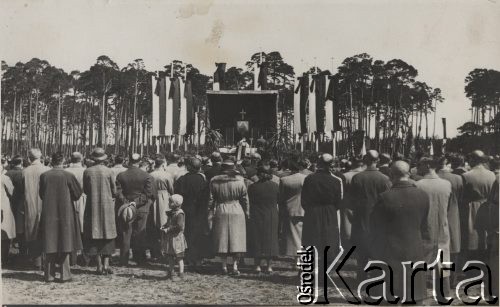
[116, 153, 154, 266]
[83, 148, 117, 274]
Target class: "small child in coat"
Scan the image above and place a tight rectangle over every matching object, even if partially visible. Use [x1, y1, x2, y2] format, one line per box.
[161, 194, 187, 280]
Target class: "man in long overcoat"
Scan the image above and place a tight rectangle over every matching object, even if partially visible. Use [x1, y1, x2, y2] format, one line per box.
[278, 157, 308, 257]
[437, 156, 463, 286]
[461, 150, 496, 261]
[350, 150, 391, 284]
[39, 152, 82, 282]
[116, 153, 154, 265]
[301, 154, 343, 290]
[83, 148, 117, 273]
[415, 157, 452, 301]
[371, 161, 430, 304]
[174, 157, 209, 266]
[22, 148, 50, 268]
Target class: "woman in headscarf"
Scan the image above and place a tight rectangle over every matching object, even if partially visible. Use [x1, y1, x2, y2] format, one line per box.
[209, 159, 248, 275]
[248, 163, 279, 273]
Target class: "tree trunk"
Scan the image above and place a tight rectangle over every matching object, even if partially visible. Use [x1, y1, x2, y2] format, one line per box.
[11, 91, 17, 156]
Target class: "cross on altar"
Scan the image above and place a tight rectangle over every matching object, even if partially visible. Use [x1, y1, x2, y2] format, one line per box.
[239, 109, 246, 120]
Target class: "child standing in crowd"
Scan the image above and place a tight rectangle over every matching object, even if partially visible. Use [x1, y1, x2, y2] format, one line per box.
[161, 194, 187, 280]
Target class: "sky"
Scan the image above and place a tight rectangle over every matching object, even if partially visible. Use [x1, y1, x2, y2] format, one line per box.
[1, 0, 500, 137]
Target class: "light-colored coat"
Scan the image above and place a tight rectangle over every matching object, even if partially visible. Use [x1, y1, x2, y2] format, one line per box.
[1, 174, 16, 239]
[416, 173, 452, 276]
[462, 165, 496, 251]
[209, 173, 248, 253]
[438, 169, 463, 254]
[22, 160, 50, 241]
[83, 164, 117, 239]
[65, 164, 86, 233]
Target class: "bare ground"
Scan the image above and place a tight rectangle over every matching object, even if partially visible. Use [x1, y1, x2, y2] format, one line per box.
[1, 256, 488, 305]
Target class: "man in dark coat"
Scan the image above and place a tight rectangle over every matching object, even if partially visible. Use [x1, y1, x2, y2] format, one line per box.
[39, 152, 83, 282]
[350, 150, 391, 284]
[204, 152, 222, 183]
[370, 161, 430, 304]
[174, 157, 209, 266]
[5, 155, 26, 258]
[301, 153, 343, 289]
[116, 153, 154, 266]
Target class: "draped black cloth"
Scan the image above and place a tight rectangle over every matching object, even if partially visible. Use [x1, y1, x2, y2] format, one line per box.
[184, 78, 194, 135]
[326, 76, 342, 132]
[313, 74, 327, 134]
[157, 76, 167, 135]
[169, 78, 181, 135]
[295, 73, 309, 134]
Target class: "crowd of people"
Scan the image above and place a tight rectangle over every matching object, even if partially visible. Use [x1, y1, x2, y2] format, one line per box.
[0, 147, 498, 303]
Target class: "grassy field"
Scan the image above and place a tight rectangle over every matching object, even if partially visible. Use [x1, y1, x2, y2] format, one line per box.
[1, 256, 488, 305]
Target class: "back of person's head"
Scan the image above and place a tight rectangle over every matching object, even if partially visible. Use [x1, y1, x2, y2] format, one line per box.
[71, 152, 83, 164]
[351, 157, 364, 169]
[490, 157, 500, 171]
[201, 156, 209, 165]
[210, 151, 222, 163]
[130, 153, 141, 165]
[51, 152, 64, 166]
[11, 155, 23, 166]
[379, 153, 391, 165]
[114, 155, 124, 165]
[468, 150, 487, 167]
[450, 154, 465, 169]
[437, 156, 449, 170]
[187, 157, 202, 173]
[269, 159, 279, 169]
[155, 155, 166, 168]
[317, 153, 334, 170]
[28, 148, 42, 162]
[363, 150, 379, 165]
[279, 159, 289, 170]
[418, 156, 439, 171]
[257, 162, 273, 181]
[391, 160, 410, 180]
[165, 152, 175, 164]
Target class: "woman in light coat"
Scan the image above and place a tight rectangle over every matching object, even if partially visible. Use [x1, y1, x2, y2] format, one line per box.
[209, 160, 248, 275]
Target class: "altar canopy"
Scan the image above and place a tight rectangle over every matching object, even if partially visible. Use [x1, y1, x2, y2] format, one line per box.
[207, 90, 278, 146]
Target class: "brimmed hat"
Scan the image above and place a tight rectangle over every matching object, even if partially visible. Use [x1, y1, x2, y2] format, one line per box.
[91, 148, 107, 161]
[221, 159, 236, 171]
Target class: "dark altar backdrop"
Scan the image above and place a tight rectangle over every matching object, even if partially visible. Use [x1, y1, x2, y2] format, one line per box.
[207, 90, 278, 146]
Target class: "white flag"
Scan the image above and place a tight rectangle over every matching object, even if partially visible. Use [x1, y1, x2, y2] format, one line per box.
[308, 75, 317, 133]
[165, 77, 173, 136]
[151, 75, 160, 137]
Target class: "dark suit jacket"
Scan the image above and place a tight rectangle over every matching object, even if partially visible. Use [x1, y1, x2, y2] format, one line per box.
[370, 180, 430, 301]
[350, 166, 391, 249]
[116, 166, 154, 214]
[301, 169, 343, 252]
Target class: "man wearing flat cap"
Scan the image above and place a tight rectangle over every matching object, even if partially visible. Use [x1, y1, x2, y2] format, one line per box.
[116, 153, 154, 266]
[350, 150, 391, 285]
[301, 153, 344, 290]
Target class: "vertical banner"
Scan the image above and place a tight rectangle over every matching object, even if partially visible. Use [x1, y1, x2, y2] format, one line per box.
[179, 78, 187, 135]
[165, 77, 173, 136]
[152, 75, 160, 136]
[442, 117, 447, 139]
[308, 75, 317, 133]
[293, 76, 301, 135]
